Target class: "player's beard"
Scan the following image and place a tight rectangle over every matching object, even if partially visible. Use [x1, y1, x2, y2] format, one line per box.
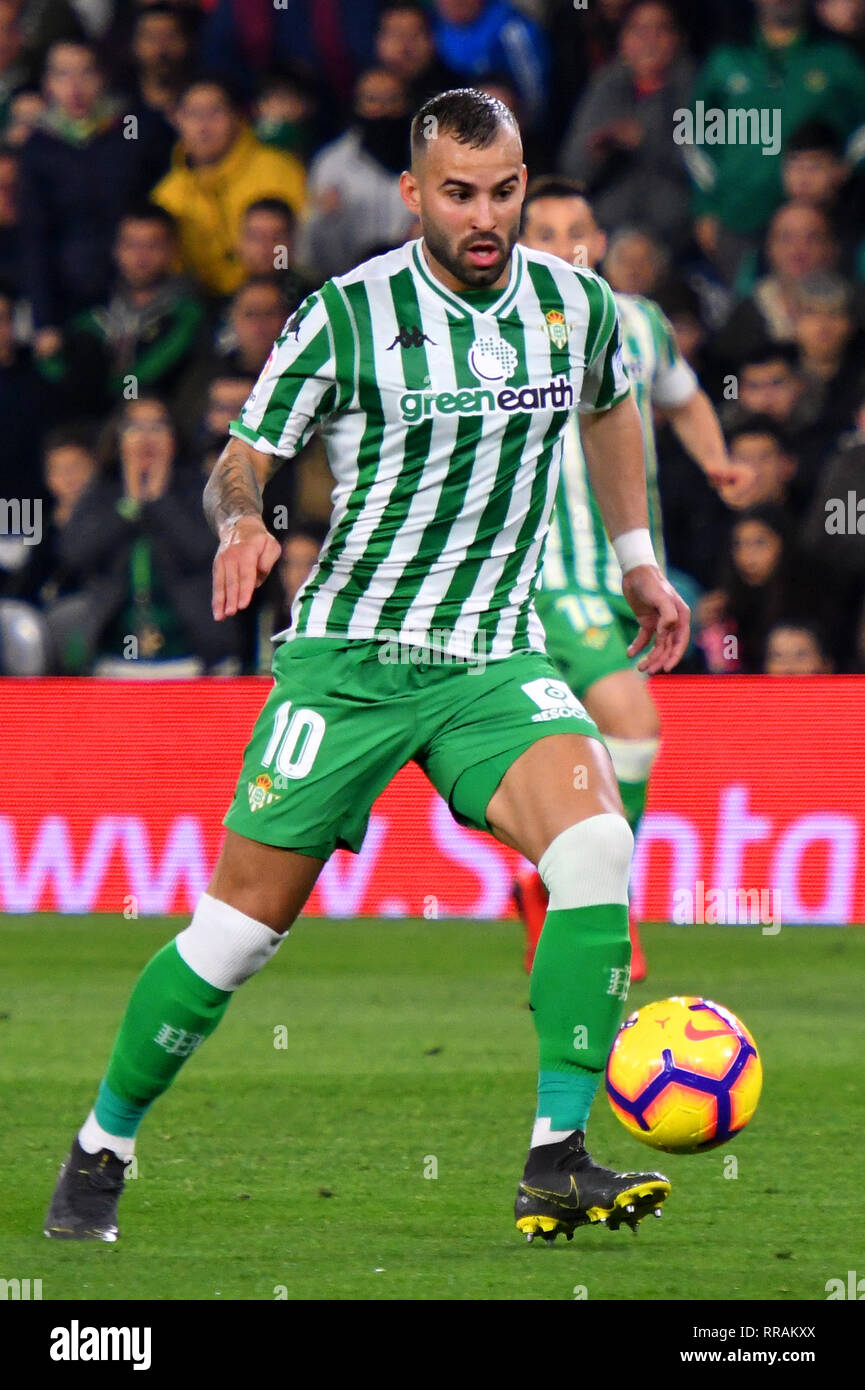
[421, 219, 517, 289]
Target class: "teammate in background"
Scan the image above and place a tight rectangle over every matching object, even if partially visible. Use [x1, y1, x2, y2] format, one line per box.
[518, 178, 736, 977]
[45, 91, 689, 1248]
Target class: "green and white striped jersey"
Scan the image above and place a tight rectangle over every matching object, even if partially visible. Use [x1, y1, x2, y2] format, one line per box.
[230, 238, 629, 659]
[541, 294, 697, 599]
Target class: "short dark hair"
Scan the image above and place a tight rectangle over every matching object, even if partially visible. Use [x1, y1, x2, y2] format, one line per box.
[244, 197, 297, 233]
[43, 423, 99, 459]
[120, 203, 179, 238]
[410, 87, 519, 163]
[521, 176, 589, 233]
[738, 341, 800, 373]
[176, 74, 245, 113]
[378, 1, 433, 30]
[786, 120, 844, 159]
[726, 413, 792, 454]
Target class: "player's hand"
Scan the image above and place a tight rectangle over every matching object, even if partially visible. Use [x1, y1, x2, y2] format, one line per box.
[212, 515, 282, 621]
[623, 565, 691, 675]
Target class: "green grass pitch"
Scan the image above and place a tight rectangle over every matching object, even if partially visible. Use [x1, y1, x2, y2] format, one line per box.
[2, 915, 862, 1302]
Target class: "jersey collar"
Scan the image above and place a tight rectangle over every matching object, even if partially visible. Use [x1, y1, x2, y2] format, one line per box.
[410, 239, 523, 320]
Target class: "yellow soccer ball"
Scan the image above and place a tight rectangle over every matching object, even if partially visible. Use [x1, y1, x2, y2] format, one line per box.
[605, 996, 762, 1153]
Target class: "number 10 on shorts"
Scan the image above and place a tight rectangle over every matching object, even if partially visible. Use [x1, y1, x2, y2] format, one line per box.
[261, 701, 326, 781]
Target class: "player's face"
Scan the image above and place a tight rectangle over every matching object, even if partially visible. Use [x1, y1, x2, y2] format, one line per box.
[520, 196, 606, 270]
[402, 128, 526, 290]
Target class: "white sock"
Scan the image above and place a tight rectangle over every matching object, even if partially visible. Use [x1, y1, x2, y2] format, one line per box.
[175, 892, 285, 990]
[78, 1110, 135, 1161]
[530, 1117, 575, 1148]
[605, 735, 659, 786]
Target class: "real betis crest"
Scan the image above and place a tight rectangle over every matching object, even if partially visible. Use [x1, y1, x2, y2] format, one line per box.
[544, 310, 567, 350]
[248, 773, 281, 812]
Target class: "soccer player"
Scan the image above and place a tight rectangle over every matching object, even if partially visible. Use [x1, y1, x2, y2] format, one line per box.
[517, 178, 734, 977]
[44, 91, 689, 1247]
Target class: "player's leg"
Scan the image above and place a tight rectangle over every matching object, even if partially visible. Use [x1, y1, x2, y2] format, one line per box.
[45, 636, 416, 1241]
[582, 666, 660, 982]
[486, 731, 669, 1239]
[44, 835, 323, 1241]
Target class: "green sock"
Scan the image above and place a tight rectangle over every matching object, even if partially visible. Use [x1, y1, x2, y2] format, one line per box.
[617, 775, 648, 837]
[93, 941, 232, 1138]
[530, 903, 630, 1132]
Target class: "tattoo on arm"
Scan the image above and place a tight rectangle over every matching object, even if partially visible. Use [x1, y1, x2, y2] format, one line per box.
[203, 439, 264, 534]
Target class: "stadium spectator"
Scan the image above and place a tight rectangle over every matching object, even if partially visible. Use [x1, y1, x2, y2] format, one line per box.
[40, 204, 205, 420]
[121, 2, 194, 121]
[780, 121, 865, 281]
[432, 0, 549, 131]
[297, 67, 415, 280]
[54, 394, 240, 675]
[199, 0, 379, 108]
[151, 77, 306, 298]
[0, 283, 57, 506]
[276, 520, 328, 628]
[816, 0, 865, 59]
[696, 504, 815, 673]
[18, 40, 170, 353]
[0, 0, 31, 134]
[558, 2, 694, 251]
[714, 203, 841, 365]
[715, 415, 798, 514]
[1, 423, 98, 608]
[235, 198, 314, 307]
[172, 276, 289, 449]
[791, 272, 865, 437]
[802, 380, 865, 615]
[688, 0, 865, 281]
[763, 620, 834, 673]
[253, 70, 321, 162]
[2, 85, 43, 145]
[375, 2, 460, 108]
[0, 142, 19, 289]
[602, 226, 670, 296]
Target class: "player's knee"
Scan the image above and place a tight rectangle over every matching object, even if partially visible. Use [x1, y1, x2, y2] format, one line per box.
[538, 813, 633, 912]
[605, 735, 660, 787]
[175, 893, 286, 991]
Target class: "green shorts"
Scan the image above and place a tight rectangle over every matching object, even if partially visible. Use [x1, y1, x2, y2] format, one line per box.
[534, 587, 641, 701]
[223, 635, 605, 858]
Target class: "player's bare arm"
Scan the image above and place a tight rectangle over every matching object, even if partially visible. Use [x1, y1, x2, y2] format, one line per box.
[580, 393, 690, 675]
[203, 436, 282, 621]
[664, 387, 752, 492]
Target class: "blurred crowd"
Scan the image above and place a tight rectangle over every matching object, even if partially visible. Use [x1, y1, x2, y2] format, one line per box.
[0, 0, 864, 676]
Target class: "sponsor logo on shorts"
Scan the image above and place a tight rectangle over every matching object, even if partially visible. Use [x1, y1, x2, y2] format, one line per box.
[248, 772, 282, 812]
[521, 677, 591, 724]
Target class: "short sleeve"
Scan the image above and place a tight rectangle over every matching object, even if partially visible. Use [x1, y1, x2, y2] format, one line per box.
[646, 301, 698, 410]
[578, 274, 631, 415]
[229, 291, 338, 458]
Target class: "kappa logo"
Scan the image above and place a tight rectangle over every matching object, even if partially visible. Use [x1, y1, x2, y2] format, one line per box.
[468, 335, 518, 382]
[388, 324, 436, 350]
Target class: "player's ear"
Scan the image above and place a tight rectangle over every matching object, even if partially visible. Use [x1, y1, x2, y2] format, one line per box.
[400, 168, 421, 216]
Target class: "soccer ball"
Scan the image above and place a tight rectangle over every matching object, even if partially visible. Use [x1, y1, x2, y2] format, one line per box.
[605, 996, 762, 1153]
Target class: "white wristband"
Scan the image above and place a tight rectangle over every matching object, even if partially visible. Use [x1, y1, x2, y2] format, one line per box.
[612, 528, 657, 575]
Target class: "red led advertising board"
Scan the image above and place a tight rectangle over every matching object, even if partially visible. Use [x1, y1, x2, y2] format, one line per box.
[0, 678, 862, 922]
